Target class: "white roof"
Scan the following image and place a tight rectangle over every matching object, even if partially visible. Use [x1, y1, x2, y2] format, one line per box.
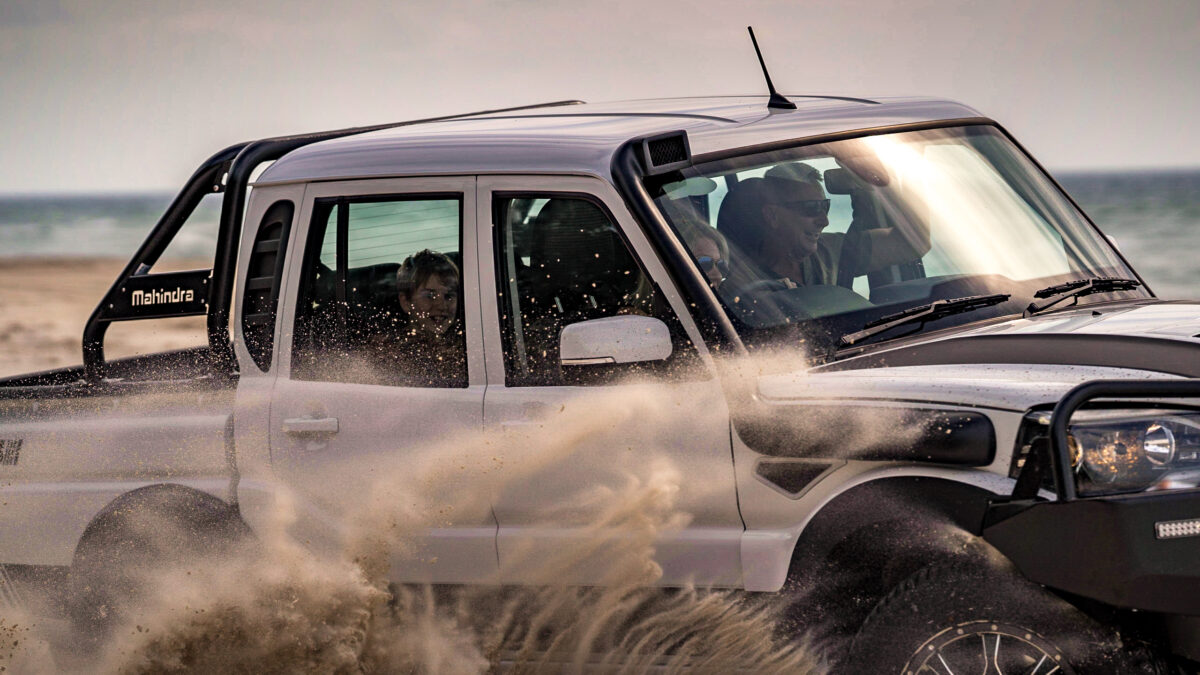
[255, 95, 986, 185]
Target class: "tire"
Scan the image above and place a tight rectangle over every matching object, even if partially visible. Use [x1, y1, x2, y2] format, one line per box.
[68, 484, 251, 638]
[843, 563, 1167, 674]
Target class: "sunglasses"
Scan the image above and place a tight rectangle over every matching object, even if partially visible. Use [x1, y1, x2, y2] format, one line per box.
[779, 198, 831, 218]
[696, 256, 730, 277]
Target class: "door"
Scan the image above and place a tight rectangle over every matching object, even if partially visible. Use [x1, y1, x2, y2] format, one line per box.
[270, 177, 496, 583]
[478, 176, 743, 587]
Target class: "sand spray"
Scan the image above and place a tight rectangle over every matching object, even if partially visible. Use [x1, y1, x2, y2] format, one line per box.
[3, 385, 826, 673]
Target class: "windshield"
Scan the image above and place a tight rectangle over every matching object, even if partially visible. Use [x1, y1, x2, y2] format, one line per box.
[648, 125, 1149, 358]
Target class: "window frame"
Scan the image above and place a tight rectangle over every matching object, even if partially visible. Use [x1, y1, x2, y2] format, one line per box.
[479, 178, 712, 389]
[276, 176, 482, 387]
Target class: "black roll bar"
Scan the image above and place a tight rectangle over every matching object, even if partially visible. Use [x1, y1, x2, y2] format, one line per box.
[83, 142, 245, 382]
[1048, 379, 1200, 501]
[82, 99, 586, 384]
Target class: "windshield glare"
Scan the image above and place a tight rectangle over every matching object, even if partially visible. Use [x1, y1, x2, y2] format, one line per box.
[650, 125, 1146, 356]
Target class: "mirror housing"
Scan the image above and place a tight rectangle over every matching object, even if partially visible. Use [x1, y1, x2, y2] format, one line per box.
[560, 316, 672, 366]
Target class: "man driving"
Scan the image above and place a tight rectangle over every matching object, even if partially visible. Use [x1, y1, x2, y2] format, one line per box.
[719, 164, 931, 288]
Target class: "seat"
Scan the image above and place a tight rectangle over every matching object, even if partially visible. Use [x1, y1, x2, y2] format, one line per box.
[517, 199, 640, 381]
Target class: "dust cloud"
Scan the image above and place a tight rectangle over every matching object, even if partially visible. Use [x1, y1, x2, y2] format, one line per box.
[1, 386, 825, 674]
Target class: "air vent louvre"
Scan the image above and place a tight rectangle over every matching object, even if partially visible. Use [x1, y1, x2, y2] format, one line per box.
[241, 201, 293, 372]
[648, 136, 687, 166]
[638, 131, 691, 175]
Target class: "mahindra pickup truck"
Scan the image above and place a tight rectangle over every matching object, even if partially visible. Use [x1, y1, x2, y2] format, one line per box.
[2, 94, 1198, 672]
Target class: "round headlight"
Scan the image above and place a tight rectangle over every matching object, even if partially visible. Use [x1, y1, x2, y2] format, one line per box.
[1066, 434, 1083, 469]
[1143, 423, 1176, 465]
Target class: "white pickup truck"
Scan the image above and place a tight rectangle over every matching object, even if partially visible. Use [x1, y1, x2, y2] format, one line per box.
[2, 94, 1198, 672]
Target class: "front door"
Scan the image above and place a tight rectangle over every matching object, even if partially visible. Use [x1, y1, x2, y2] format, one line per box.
[269, 177, 496, 583]
[478, 176, 743, 587]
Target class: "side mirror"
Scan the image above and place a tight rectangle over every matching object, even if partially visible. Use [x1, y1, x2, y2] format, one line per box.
[560, 316, 672, 366]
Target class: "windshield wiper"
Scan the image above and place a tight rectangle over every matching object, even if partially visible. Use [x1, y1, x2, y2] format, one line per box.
[1024, 277, 1141, 317]
[838, 293, 1011, 348]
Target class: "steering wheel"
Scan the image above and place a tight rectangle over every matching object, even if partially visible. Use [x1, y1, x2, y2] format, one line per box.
[742, 279, 790, 294]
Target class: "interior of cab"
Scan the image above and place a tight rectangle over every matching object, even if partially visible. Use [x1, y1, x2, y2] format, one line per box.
[495, 195, 699, 386]
[650, 126, 1147, 356]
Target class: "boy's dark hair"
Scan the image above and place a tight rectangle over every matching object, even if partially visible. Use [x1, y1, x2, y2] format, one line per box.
[396, 249, 459, 297]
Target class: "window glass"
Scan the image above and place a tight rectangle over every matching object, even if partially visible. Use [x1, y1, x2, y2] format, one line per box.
[494, 195, 700, 386]
[649, 126, 1144, 359]
[293, 195, 466, 387]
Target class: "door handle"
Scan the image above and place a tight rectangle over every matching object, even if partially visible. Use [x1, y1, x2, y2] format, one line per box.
[282, 417, 340, 435]
[500, 420, 540, 431]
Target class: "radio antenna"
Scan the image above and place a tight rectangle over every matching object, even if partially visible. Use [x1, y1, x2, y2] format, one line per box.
[747, 26, 796, 110]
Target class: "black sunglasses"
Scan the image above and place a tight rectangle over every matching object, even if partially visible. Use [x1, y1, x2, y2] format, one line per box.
[696, 256, 730, 277]
[779, 198, 831, 217]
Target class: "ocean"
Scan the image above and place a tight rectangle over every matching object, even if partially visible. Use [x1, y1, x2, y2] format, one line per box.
[0, 169, 1197, 298]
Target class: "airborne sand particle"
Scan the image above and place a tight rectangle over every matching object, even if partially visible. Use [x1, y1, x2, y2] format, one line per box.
[6, 385, 829, 673]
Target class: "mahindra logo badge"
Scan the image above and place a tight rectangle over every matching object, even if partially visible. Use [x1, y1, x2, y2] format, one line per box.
[131, 287, 195, 306]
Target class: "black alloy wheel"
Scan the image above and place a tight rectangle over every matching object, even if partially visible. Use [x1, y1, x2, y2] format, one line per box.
[843, 563, 1168, 674]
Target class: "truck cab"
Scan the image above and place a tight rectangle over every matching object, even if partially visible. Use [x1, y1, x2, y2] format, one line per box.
[2, 95, 1198, 671]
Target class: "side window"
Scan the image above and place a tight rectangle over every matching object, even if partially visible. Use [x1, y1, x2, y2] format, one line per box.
[292, 195, 466, 387]
[494, 194, 700, 386]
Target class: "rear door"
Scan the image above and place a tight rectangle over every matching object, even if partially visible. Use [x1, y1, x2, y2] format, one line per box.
[269, 176, 496, 583]
[478, 175, 743, 587]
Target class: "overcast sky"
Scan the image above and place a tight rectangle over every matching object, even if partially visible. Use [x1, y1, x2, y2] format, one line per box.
[1, 0, 1197, 194]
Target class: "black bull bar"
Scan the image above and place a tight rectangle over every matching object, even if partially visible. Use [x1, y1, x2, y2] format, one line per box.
[983, 379, 1200, 616]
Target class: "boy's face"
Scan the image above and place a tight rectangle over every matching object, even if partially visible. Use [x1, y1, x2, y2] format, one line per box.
[403, 273, 459, 337]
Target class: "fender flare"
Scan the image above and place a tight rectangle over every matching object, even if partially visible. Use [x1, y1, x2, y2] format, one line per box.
[69, 483, 253, 634]
[773, 476, 1007, 647]
[72, 482, 250, 563]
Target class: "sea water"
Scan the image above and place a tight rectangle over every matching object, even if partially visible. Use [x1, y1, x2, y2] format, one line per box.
[0, 170, 1196, 297]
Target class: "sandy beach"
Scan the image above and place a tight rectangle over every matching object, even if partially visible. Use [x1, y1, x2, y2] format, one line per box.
[0, 257, 209, 379]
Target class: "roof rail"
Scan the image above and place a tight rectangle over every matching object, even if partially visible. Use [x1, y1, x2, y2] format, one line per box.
[82, 99, 585, 383]
[783, 93, 879, 105]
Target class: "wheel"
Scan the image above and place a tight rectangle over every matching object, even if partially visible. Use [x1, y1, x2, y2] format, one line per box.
[69, 484, 251, 638]
[843, 563, 1167, 674]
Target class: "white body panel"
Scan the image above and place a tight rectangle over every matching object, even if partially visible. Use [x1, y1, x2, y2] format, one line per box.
[263, 176, 496, 584]
[759, 363, 1177, 411]
[0, 389, 234, 565]
[476, 176, 744, 587]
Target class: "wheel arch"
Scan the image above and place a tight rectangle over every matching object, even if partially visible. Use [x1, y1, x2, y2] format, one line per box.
[785, 475, 999, 578]
[72, 482, 251, 567]
[771, 476, 1012, 651]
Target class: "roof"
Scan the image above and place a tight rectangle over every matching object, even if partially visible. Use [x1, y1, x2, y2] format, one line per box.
[254, 95, 986, 185]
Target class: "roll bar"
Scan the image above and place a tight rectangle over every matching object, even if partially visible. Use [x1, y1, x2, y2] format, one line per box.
[81, 100, 585, 383]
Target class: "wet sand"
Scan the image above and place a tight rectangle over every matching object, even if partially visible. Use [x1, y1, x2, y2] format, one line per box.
[0, 257, 209, 379]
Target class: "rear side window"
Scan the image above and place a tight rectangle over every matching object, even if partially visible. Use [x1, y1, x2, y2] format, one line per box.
[292, 194, 466, 387]
[493, 194, 701, 386]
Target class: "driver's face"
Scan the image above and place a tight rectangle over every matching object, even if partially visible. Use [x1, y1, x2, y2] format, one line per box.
[765, 181, 829, 258]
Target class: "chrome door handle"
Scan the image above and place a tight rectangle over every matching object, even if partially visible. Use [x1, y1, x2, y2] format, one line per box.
[282, 417, 340, 435]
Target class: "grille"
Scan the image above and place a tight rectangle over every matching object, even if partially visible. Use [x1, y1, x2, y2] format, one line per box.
[647, 136, 687, 167]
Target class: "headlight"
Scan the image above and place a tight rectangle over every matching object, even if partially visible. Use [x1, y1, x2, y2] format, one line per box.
[1012, 409, 1200, 496]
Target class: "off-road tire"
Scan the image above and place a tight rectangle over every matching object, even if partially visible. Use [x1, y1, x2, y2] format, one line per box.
[843, 563, 1168, 674]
